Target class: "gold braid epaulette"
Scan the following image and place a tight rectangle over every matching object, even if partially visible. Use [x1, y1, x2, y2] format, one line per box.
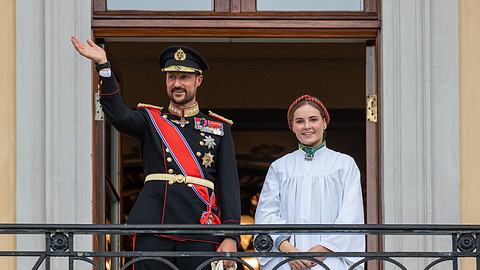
[208, 110, 233, 125]
[137, 103, 164, 110]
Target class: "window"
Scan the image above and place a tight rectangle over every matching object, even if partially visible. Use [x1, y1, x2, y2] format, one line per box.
[107, 0, 214, 11]
[97, 0, 376, 13]
[257, 0, 363, 11]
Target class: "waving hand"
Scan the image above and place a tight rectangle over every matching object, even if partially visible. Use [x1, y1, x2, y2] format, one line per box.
[71, 36, 107, 64]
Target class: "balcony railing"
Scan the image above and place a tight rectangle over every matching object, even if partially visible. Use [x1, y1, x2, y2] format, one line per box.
[0, 224, 479, 270]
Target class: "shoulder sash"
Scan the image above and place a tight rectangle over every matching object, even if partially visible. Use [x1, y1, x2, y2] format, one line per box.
[143, 107, 220, 224]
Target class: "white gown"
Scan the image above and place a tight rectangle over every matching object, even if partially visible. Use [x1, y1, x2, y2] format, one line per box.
[254, 147, 365, 270]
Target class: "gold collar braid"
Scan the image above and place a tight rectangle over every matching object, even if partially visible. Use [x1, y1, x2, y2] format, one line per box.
[168, 102, 200, 118]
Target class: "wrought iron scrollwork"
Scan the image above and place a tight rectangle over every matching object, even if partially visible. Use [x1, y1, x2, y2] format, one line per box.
[49, 232, 69, 252]
[2, 224, 480, 270]
[273, 257, 330, 270]
[253, 233, 273, 252]
[195, 257, 255, 270]
[120, 257, 179, 270]
[456, 233, 477, 252]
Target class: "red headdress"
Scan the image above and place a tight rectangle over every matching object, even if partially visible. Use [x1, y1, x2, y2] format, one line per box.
[287, 94, 330, 130]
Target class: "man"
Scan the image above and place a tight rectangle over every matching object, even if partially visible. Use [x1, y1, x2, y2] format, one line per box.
[71, 37, 241, 270]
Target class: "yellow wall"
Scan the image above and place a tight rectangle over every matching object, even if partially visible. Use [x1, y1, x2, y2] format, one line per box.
[0, 0, 16, 269]
[460, 0, 480, 269]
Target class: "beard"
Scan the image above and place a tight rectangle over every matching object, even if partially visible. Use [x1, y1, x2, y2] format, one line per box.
[168, 87, 196, 106]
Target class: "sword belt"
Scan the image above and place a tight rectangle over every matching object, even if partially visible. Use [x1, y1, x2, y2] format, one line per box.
[145, 173, 214, 190]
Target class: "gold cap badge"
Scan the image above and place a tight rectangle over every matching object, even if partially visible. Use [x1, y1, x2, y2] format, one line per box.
[174, 48, 186, 61]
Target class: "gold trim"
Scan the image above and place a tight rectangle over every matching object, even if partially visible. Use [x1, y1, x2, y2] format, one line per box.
[168, 102, 200, 118]
[145, 173, 214, 190]
[137, 103, 164, 110]
[208, 110, 233, 125]
[162, 65, 202, 74]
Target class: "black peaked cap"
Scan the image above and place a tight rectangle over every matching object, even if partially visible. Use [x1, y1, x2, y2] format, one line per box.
[159, 45, 209, 74]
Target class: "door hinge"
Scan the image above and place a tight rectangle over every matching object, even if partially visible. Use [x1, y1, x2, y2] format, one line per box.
[366, 95, 377, 123]
[95, 92, 104, 121]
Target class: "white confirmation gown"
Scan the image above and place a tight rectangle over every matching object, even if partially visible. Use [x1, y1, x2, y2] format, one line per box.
[255, 146, 365, 270]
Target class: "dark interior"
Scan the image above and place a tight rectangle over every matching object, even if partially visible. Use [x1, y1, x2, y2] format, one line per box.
[103, 38, 366, 253]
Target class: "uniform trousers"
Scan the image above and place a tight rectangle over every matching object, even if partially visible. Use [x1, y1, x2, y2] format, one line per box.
[133, 234, 217, 270]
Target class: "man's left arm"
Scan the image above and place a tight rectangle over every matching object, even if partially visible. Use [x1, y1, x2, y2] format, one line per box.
[215, 124, 241, 256]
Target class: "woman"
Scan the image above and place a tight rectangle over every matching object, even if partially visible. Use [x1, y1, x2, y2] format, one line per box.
[255, 95, 364, 270]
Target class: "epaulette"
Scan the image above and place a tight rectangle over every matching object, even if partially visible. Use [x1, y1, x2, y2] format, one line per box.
[208, 110, 233, 126]
[137, 103, 163, 110]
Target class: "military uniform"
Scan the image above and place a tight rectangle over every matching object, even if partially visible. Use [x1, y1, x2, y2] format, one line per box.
[97, 46, 241, 270]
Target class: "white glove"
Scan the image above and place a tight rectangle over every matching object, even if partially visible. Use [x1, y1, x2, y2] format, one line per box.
[211, 260, 238, 270]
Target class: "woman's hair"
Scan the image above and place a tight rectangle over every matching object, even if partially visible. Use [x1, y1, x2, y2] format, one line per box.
[287, 94, 330, 130]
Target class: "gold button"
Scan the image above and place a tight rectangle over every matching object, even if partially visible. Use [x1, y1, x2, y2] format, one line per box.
[167, 157, 172, 162]
[200, 141, 205, 146]
[165, 148, 170, 153]
[196, 152, 202, 157]
[168, 169, 174, 174]
[200, 132, 205, 136]
[162, 114, 168, 119]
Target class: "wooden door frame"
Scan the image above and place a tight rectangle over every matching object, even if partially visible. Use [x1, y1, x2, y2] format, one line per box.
[91, 1, 380, 39]
[91, 12, 382, 269]
[366, 38, 381, 270]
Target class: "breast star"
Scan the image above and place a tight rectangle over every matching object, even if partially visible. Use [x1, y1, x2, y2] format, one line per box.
[202, 135, 216, 149]
[202, 152, 215, 168]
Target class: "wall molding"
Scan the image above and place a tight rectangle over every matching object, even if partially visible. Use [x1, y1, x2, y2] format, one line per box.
[16, 0, 92, 269]
[382, 0, 460, 268]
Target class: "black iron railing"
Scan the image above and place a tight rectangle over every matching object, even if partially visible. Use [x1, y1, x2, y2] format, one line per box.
[0, 224, 479, 270]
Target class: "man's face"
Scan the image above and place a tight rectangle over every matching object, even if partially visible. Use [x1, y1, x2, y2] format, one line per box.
[165, 72, 203, 106]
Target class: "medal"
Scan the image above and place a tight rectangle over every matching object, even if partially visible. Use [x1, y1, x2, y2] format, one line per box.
[202, 135, 216, 149]
[171, 117, 189, 127]
[194, 117, 224, 136]
[202, 152, 214, 168]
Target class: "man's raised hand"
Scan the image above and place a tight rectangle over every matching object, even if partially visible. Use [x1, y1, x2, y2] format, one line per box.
[71, 36, 107, 64]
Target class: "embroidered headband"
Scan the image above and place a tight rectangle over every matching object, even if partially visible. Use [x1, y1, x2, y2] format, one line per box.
[287, 94, 330, 130]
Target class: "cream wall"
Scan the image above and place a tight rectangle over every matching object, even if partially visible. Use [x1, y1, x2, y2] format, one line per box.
[460, 0, 480, 268]
[0, 0, 16, 269]
[460, 0, 480, 223]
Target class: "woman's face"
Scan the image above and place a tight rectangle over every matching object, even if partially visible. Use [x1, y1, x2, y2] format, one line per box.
[291, 104, 326, 147]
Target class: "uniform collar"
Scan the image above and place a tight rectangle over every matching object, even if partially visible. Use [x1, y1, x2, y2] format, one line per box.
[168, 101, 200, 118]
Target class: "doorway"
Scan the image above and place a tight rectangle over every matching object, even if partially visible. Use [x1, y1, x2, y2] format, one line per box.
[97, 38, 377, 269]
